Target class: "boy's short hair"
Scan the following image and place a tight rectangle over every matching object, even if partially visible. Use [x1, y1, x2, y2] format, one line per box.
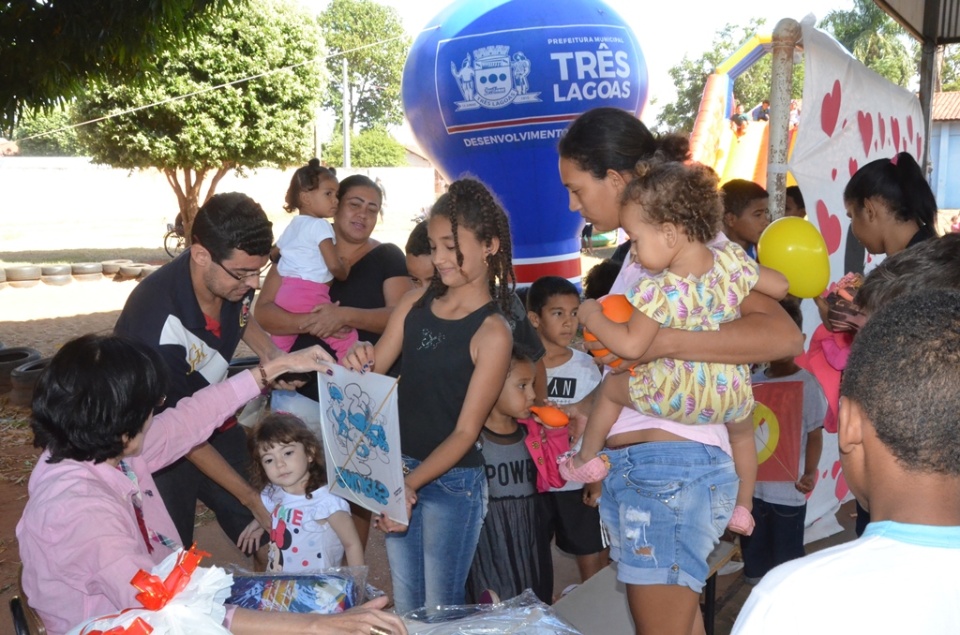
[405, 220, 430, 257]
[785, 186, 804, 211]
[192, 192, 273, 261]
[721, 179, 769, 217]
[526, 275, 579, 314]
[582, 259, 621, 300]
[780, 297, 803, 329]
[841, 290, 960, 476]
[856, 235, 960, 315]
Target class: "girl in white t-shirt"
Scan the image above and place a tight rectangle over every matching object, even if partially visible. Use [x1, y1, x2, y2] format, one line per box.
[272, 159, 355, 359]
[238, 412, 363, 572]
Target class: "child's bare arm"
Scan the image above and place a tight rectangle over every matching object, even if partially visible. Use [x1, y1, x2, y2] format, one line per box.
[797, 428, 823, 494]
[579, 299, 660, 360]
[754, 265, 790, 300]
[319, 238, 349, 281]
[328, 510, 364, 567]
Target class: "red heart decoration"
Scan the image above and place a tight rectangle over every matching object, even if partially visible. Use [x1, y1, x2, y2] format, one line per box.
[816, 200, 842, 255]
[907, 115, 914, 141]
[917, 134, 923, 159]
[831, 168, 838, 180]
[857, 111, 873, 157]
[878, 114, 886, 148]
[849, 158, 858, 176]
[892, 118, 901, 152]
[820, 80, 841, 137]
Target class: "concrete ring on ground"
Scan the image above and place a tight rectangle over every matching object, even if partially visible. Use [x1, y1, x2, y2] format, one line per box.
[119, 263, 150, 279]
[101, 259, 134, 275]
[4, 265, 41, 282]
[41, 264, 71, 276]
[41, 274, 73, 286]
[141, 265, 161, 278]
[71, 262, 104, 276]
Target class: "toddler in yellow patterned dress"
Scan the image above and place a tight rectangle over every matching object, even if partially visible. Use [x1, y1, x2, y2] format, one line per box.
[560, 159, 789, 534]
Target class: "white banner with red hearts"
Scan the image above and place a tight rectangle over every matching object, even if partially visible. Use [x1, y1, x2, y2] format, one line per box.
[787, 16, 922, 541]
[790, 15, 923, 276]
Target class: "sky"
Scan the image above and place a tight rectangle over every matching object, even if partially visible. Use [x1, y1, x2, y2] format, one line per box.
[304, 0, 856, 125]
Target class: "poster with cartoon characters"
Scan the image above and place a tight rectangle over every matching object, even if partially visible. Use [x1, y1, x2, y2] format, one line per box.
[318, 366, 407, 525]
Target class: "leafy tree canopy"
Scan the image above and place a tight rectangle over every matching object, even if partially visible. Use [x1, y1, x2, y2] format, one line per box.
[820, 0, 915, 87]
[74, 0, 326, 233]
[320, 0, 410, 130]
[14, 104, 82, 157]
[0, 0, 236, 135]
[324, 127, 407, 167]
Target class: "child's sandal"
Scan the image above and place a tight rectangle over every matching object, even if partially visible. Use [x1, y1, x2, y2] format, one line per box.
[558, 451, 610, 483]
[728, 505, 755, 535]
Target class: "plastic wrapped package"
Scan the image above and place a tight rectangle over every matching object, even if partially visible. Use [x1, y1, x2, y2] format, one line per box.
[226, 566, 375, 614]
[68, 547, 233, 635]
[402, 589, 583, 634]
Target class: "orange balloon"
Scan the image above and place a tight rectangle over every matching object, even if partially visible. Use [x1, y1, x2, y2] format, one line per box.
[583, 294, 635, 368]
[530, 405, 569, 428]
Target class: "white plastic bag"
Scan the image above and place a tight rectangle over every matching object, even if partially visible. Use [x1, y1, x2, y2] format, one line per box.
[402, 589, 583, 634]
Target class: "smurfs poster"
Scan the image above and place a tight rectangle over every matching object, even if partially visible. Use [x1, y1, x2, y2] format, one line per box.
[318, 366, 407, 525]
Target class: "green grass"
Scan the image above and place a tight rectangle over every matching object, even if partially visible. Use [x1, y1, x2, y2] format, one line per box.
[0, 247, 171, 267]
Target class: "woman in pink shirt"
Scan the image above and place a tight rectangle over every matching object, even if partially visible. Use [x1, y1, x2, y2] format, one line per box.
[17, 334, 406, 635]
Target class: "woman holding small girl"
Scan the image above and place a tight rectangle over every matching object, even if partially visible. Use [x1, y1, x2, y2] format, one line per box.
[556, 107, 802, 635]
[342, 178, 516, 613]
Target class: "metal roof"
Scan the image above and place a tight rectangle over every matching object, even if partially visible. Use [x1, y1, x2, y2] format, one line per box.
[934, 91, 960, 120]
[875, 0, 960, 44]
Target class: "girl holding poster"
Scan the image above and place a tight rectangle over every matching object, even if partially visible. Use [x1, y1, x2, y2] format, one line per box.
[342, 178, 515, 613]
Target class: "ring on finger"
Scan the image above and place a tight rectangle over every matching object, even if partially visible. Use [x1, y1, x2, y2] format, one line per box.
[370, 627, 391, 635]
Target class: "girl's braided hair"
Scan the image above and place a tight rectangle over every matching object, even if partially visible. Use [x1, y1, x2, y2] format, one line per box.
[421, 178, 515, 313]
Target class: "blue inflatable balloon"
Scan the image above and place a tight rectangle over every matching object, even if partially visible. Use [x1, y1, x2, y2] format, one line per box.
[402, 0, 647, 284]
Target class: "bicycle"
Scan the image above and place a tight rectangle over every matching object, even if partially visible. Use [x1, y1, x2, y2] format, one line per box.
[164, 219, 186, 258]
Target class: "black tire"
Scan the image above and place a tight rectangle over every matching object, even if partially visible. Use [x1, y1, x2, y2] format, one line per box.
[41, 264, 71, 276]
[0, 347, 41, 392]
[165, 230, 185, 258]
[4, 265, 41, 282]
[72, 262, 103, 275]
[8, 357, 52, 408]
[41, 274, 73, 286]
[101, 259, 134, 274]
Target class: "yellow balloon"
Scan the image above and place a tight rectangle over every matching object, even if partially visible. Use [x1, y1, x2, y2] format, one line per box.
[757, 217, 830, 298]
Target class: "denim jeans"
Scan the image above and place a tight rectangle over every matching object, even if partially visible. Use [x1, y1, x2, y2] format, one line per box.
[740, 497, 807, 579]
[386, 456, 487, 613]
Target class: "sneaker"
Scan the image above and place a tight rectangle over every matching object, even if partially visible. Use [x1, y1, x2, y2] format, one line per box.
[727, 505, 756, 535]
[718, 560, 744, 575]
[478, 589, 500, 605]
[558, 452, 611, 483]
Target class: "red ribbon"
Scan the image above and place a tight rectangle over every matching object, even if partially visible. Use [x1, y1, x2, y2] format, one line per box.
[131, 544, 210, 611]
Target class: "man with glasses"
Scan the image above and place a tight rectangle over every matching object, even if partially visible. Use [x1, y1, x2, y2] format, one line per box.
[115, 192, 283, 553]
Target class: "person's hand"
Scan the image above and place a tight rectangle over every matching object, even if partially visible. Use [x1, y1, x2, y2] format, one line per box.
[317, 595, 408, 634]
[237, 519, 265, 555]
[563, 404, 588, 445]
[373, 485, 416, 533]
[341, 341, 375, 372]
[582, 481, 601, 507]
[259, 345, 335, 384]
[302, 302, 348, 339]
[796, 471, 817, 494]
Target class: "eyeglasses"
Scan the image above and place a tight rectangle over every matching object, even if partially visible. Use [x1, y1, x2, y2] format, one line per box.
[214, 259, 269, 282]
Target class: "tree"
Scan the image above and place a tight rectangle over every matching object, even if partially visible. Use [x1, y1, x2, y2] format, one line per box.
[0, 0, 237, 135]
[74, 0, 325, 239]
[319, 0, 410, 130]
[657, 20, 802, 135]
[938, 45, 960, 91]
[324, 127, 407, 167]
[14, 105, 82, 157]
[820, 0, 915, 87]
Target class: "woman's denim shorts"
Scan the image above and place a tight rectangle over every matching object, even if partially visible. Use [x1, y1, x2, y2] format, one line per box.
[599, 441, 738, 592]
